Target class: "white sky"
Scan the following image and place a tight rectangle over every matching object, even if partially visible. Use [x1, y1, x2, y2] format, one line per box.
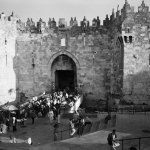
[0, 0, 150, 25]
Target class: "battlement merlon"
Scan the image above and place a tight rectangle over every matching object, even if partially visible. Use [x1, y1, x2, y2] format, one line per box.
[0, 14, 18, 39]
[138, 0, 149, 13]
[0, 0, 150, 35]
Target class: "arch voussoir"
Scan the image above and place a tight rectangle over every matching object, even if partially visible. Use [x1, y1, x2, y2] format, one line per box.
[48, 51, 80, 69]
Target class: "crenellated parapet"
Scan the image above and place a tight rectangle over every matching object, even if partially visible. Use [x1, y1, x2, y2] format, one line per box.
[1, 0, 150, 42]
[0, 0, 149, 43]
[138, 0, 149, 13]
[58, 18, 67, 28]
[105, 0, 150, 47]
[16, 16, 104, 36]
[1, 0, 150, 38]
[135, 1, 150, 25]
[121, 0, 134, 20]
[70, 17, 78, 27]
[103, 15, 111, 29]
[0, 12, 17, 48]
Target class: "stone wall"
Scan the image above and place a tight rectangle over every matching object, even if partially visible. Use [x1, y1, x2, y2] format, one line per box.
[0, 18, 17, 105]
[16, 30, 112, 100]
[122, 23, 150, 104]
[121, 1, 150, 104]
[103, 0, 150, 105]
[1, 0, 150, 106]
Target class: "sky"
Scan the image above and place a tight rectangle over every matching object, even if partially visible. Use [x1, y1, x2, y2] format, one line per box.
[0, 0, 150, 25]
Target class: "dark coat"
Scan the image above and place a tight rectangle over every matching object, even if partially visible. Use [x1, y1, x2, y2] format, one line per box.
[107, 133, 117, 145]
[30, 111, 36, 118]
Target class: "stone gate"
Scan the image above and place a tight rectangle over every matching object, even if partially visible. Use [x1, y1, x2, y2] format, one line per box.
[0, 0, 150, 106]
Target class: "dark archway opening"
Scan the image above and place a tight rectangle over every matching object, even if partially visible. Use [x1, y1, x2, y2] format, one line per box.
[51, 54, 77, 92]
[55, 70, 75, 91]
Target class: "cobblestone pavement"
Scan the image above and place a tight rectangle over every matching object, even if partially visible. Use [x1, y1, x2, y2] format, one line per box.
[0, 116, 71, 150]
[0, 113, 150, 150]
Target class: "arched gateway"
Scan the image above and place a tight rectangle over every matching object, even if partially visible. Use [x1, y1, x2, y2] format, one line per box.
[49, 51, 80, 91]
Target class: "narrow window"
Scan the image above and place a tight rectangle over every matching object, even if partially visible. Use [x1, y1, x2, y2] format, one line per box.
[124, 36, 127, 43]
[129, 36, 132, 43]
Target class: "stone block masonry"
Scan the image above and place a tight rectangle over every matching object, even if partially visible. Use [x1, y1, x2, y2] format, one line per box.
[0, 16, 18, 105]
[0, 0, 150, 106]
[16, 31, 111, 101]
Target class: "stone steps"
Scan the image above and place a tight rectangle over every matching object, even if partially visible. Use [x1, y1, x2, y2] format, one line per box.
[62, 113, 97, 119]
[83, 123, 93, 134]
[58, 114, 116, 142]
[98, 119, 107, 130]
[111, 115, 116, 127]
[107, 119, 112, 128]
[107, 115, 116, 128]
[57, 129, 71, 141]
[90, 121, 100, 133]
[83, 115, 116, 134]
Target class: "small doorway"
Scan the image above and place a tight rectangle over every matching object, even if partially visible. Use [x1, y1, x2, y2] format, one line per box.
[55, 70, 75, 91]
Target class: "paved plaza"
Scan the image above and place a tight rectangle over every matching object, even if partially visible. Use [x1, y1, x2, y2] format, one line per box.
[0, 112, 150, 150]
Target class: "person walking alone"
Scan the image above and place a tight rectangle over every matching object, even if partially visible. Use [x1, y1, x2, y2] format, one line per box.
[69, 118, 76, 137]
[107, 129, 119, 150]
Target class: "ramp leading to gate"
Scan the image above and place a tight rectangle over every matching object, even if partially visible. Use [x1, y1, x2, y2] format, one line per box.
[66, 95, 83, 113]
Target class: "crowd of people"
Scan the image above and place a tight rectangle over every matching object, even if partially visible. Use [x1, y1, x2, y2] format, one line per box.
[0, 89, 124, 148]
[0, 90, 81, 134]
[19, 90, 81, 123]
